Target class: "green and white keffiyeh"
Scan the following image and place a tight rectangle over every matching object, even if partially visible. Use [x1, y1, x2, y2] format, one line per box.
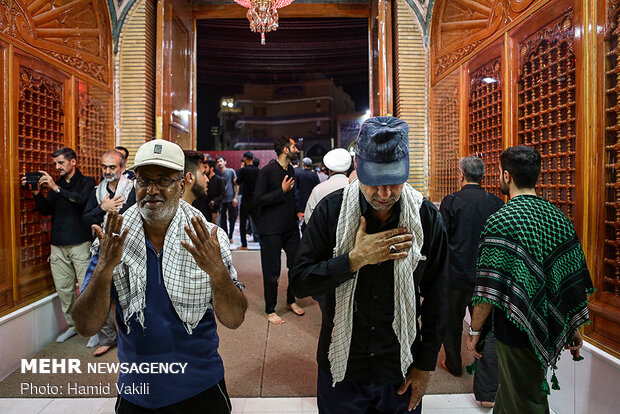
[472, 195, 594, 391]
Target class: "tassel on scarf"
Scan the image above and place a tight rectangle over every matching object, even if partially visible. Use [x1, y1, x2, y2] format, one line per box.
[465, 360, 477, 375]
[541, 378, 551, 395]
[551, 371, 560, 391]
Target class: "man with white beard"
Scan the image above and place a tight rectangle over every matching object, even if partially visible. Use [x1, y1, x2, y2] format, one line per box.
[82, 150, 136, 356]
[72, 139, 247, 412]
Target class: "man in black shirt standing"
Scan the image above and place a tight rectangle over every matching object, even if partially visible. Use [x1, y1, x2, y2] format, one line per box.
[295, 157, 320, 232]
[236, 151, 260, 250]
[439, 156, 503, 407]
[23, 147, 96, 343]
[194, 159, 225, 224]
[255, 136, 305, 324]
[291, 117, 449, 414]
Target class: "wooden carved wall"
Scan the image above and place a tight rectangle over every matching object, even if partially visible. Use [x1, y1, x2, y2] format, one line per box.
[431, 0, 620, 353]
[430, 71, 459, 201]
[468, 57, 502, 196]
[17, 67, 64, 289]
[518, 11, 576, 221]
[592, 0, 620, 353]
[77, 80, 112, 179]
[0, 1, 113, 314]
[0, 0, 112, 86]
[431, 0, 543, 83]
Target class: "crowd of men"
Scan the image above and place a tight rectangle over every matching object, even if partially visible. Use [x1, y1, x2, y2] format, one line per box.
[20, 116, 594, 413]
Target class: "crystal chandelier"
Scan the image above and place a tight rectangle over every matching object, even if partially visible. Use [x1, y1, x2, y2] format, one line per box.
[233, 0, 295, 45]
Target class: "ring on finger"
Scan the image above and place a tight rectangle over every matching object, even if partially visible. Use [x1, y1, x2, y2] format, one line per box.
[389, 245, 396, 253]
[111, 232, 120, 237]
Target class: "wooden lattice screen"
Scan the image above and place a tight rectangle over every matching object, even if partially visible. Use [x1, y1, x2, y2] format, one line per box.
[431, 72, 460, 201]
[17, 68, 64, 271]
[604, 8, 620, 298]
[468, 58, 502, 196]
[77, 81, 111, 181]
[518, 11, 576, 221]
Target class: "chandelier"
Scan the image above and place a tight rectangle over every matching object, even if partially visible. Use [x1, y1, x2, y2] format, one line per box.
[233, 0, 295, 45]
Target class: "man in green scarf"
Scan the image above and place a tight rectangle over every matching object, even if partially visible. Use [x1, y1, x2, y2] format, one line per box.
[466, 145, 594, 414]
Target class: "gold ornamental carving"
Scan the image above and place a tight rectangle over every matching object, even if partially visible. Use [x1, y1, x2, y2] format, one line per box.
[0, 0, 111, 85]
[431, 0, 540, 81]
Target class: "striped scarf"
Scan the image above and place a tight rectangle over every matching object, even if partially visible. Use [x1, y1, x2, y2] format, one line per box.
[329, 179, 424, 385]
[472, 195, 593, 390]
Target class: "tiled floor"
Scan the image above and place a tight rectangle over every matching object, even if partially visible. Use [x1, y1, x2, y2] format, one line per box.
[0, 394, 560, 413]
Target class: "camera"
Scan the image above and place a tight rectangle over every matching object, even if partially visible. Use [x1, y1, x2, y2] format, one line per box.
[25, 172, 43, 191]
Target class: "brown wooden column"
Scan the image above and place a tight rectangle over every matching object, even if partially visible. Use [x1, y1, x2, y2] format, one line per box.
[369, 0, 393, 116]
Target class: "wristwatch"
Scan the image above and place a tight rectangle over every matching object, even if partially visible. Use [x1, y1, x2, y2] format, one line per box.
[468, 325, 481, 336]
[54, 187, 61, 193]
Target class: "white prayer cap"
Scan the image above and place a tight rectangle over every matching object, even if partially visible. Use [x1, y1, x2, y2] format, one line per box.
[323, 148, 351, 173]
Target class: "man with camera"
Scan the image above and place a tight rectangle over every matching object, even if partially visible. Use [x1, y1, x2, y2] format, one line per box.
[22, 147, 96, 343]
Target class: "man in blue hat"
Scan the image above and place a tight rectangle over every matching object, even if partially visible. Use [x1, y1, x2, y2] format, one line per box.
[292, 116, 449, 413]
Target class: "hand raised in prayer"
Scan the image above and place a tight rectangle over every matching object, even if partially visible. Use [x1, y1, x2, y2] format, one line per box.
[92, 211, 128, 269]
[348, 216, 413, 272]
[182, 216, 227, 277]
[101, 194, 125, 213]
[281, 176, 295, 193]
[397, 367, 430, 412]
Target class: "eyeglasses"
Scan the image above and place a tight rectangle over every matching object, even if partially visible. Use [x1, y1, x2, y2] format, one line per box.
[134, 176, 183, 190]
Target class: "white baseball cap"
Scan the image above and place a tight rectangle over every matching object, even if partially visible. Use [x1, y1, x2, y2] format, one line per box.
[129, 139, 185, 172]
[323, 148, 351, 173]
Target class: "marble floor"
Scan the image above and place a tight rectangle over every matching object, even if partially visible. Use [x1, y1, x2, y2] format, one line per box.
[0, 394, 559, 414]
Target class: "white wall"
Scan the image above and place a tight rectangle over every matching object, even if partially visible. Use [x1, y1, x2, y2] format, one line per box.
[0, 295, 65, 381]
[549, 341, 620, 414]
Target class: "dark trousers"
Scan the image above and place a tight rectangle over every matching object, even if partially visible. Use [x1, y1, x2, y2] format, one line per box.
[259, 230, 299, 313]
[442, 289, 472, 376]
[495, 341, 549, 414]
[317, 368, 422, 414]
[442, 289, 498, 401]
[219, 201, 237, 239]
[474, 331, 499, 402]
[239, 200, 257, 247]
[115, 378, 231, 413]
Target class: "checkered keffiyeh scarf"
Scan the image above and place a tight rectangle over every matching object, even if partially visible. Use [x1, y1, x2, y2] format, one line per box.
[329, 179, 424, 385]
[473, 195, 593, 374]
[91, 200, 238, 335]
[95, 174, 134, 226]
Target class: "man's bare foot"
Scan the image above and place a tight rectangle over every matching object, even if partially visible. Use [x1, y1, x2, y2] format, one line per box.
[286, 302, 305, 316]
[266, 313, 285, 324]
[93, 345, 111, 357]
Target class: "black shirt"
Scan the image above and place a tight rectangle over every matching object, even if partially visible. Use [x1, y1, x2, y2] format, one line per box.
[254, 161, 299, 235]
[33, 168, 96, 246]
[236, 164, 259, 201]
[439, 184, 504, 292]
[291, 189, 449, 383]
[206, 174, 225, 210]
[294, 168, 320, 211]
[82, 185, 136, 228]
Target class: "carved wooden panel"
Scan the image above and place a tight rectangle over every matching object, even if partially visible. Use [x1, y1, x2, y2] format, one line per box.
[17, 66, 64, 277]
[518, 11, 575, 220]
[0, 0, 112, 86]
[431, 71, 459, 202]
[157, 0, 194, 148]
[0, 43, 10, 311]
[603, 6, 620, 300]
[468, 57, 502, 196]
[431, 0, 541, 82]
[77, 80, 112, 180]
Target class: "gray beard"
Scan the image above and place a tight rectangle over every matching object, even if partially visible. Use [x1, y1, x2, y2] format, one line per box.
[103, 176, 119, 184]
[138, 201, 178, 225]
